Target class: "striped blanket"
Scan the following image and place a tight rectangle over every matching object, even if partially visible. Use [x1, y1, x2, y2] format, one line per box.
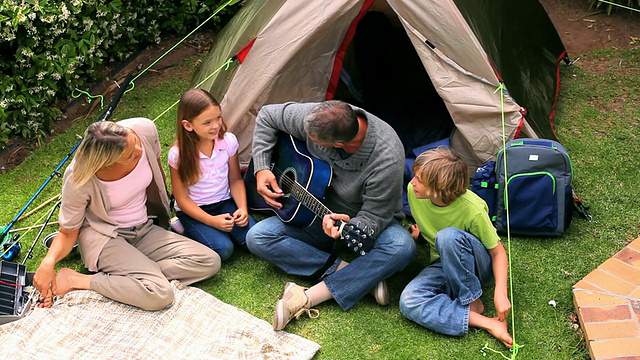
[0, 281, 320, 359]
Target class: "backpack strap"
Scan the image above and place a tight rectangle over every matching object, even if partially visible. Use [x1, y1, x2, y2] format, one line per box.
[480, 181, 498, 222]
[480, 181, 499, 189]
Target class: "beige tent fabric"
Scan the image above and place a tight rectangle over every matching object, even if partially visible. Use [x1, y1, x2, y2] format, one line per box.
[199, 0, 287, 100]
[220, 0, 365, 168]
[396, 11, 523, 164]
[0, 282, 320, 360]
[209, 0, 532, 169]
[390, 0, 498, 82]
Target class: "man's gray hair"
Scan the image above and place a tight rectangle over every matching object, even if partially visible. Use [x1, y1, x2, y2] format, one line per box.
[304, 100, 359, 144]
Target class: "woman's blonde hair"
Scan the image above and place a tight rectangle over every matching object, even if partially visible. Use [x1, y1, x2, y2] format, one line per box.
[72, 121, 129, 186]
[412, 147, 468, 205]
[175, 88, 224, 185]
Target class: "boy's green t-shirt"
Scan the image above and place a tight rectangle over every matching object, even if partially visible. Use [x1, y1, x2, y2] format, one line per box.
[407, 184, 500, 264]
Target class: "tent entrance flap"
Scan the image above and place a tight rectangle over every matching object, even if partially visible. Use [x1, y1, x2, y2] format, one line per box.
[192, 0, 568, 171]
[332, 11, 454, 156]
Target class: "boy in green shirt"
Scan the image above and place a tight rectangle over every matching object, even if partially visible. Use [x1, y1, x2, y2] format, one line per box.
[399, 147, 513, 349]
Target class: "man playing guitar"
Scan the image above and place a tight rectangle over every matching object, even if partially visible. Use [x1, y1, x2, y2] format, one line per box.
[246, 100, 416, 331]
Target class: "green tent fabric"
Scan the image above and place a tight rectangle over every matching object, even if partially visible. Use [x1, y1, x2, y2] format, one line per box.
[453, 0, 568, 140]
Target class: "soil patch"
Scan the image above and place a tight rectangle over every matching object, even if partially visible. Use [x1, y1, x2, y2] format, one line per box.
[540, 0, 640, 56]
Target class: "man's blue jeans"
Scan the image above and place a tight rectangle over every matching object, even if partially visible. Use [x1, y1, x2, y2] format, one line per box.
[177, 198, 256, 260]
[399, 227, 493, 336]
[246, 216, 416, 310]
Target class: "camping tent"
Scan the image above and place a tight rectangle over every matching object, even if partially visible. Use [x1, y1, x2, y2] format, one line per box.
[191, 0, 569, 172]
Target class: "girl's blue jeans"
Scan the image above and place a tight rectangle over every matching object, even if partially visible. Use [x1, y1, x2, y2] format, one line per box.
[177, 198, 256, 261]
[246, 216, 416, 310]
[399, 227, 493, 336]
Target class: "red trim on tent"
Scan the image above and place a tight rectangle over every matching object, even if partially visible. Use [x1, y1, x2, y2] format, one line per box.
[547, 50, 567, 138]
[235, 38, 257, 63]
[325, 0, 377, 100]
[487, 56, 503, 83]
[514, 115, 525, 139]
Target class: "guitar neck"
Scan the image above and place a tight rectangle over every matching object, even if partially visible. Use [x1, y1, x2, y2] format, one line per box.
[288, 183, 333, 219]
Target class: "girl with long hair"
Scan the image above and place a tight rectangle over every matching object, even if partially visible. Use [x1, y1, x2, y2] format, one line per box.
[168, 88, 255, 260]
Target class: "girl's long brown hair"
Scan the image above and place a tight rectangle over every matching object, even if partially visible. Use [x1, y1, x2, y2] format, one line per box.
[175, 88, 225, 185]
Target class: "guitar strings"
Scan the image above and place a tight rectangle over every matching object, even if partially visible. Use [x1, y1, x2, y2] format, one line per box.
[271, 167, 333, 218]
[269, 166, 373, 254]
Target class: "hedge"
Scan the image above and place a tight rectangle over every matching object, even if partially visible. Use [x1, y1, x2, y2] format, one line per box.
[0, 0, 239, 148]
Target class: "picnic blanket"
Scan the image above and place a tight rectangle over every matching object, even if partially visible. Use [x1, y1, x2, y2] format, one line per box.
[0, 281, 320, 359]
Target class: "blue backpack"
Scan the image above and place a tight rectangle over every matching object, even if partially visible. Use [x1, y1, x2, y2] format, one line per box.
[472, 139, 591, 237]
[495, 139, 574, 236]
[470, 160, 499, 222]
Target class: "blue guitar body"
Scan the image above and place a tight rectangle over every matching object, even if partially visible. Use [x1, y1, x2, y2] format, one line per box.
[245, 133, 333, 227]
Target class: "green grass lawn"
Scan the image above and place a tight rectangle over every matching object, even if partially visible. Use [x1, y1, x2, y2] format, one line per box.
[1, 46, 638, 359]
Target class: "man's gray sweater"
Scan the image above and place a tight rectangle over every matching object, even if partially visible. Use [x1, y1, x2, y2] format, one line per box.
[251, 102, 406, 236]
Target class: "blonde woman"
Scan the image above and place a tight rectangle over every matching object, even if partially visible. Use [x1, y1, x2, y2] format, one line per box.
[33, 118, 221, 310]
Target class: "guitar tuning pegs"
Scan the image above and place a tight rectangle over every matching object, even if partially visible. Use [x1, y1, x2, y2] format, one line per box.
[362, 226, 374, 237]
[360, 250, 366, 256]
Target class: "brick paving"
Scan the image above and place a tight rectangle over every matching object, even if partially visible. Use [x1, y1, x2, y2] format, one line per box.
[573, 237, 640, 359]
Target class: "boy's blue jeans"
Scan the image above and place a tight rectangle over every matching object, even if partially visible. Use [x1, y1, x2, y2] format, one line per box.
[399, 227, 493, 336]
[246, 216, 416, 310]
[177, 198, 256, 261]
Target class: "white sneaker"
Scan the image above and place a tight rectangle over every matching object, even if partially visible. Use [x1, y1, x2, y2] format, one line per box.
[273, 282, 319, 331]
[371, 280, 389, 306]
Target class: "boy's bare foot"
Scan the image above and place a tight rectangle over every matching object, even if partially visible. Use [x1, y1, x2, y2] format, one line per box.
[470, 298, 485, 314]
[55, 268, 91, 296]
[469, 312, 513, 349]
[485, 317, 513, 349]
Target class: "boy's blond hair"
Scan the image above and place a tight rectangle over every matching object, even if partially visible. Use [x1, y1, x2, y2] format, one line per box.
[412, 147, 469, 205]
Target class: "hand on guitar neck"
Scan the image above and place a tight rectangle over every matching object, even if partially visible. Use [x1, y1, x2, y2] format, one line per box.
[322, 213, 351, 239]
[253, 170, 375, 255]
[323, 213, 375, 255]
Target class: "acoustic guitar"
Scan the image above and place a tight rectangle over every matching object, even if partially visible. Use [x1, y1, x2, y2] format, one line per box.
[244, 133, 374, 255]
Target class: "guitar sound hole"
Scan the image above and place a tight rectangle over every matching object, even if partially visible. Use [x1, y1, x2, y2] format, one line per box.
[280, 168, 297, 195]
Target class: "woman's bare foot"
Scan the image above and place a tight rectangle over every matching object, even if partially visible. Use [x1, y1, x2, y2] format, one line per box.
[55, 268, 91, 296]
[470, 298, 485, 314]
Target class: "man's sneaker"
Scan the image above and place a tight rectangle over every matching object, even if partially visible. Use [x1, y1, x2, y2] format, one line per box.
[370, 280, 389, 306]
[273, 282, 319, 331]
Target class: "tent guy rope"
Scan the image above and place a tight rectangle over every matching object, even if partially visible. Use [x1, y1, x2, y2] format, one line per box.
[479, 83, 524, 359]
[595, 0, 640, 13]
